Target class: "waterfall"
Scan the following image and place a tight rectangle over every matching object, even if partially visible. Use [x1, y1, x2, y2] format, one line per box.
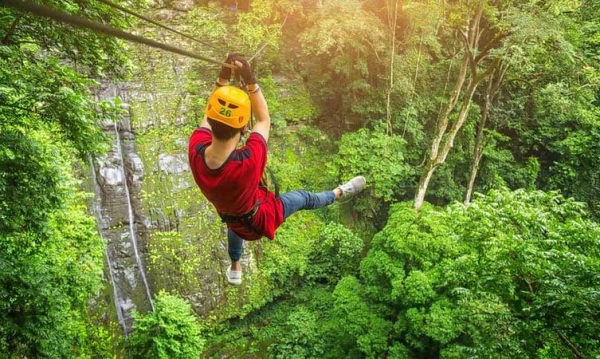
[113, 121, 155, 311]
[104, 248, 128, 335]
[89, 156, 128, 334]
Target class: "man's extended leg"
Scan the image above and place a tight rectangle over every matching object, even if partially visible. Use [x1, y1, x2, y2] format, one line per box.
[280, 176, 366, 220]
[280, 190, 335, 220]
[227, 228, 243, 285]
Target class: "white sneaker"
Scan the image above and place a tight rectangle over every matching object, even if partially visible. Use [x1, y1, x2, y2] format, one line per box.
[338, 176, 366, 197]
[226, 267, 242, 285]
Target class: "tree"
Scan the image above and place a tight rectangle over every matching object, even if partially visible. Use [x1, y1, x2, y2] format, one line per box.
[329, 128, 412, 221]
[297, 0, 387, 128]
[385, 0, 400, 135]
[306, 222, 363, 284]
[336, 189, 600, 357]
[485, 0, 600, 217]
[414, 0, 507, 210]
[465, 62, 507, 204]
[0, 0, 130, 355]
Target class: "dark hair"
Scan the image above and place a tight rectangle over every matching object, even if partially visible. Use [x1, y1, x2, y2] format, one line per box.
[207, 117, 243, 141]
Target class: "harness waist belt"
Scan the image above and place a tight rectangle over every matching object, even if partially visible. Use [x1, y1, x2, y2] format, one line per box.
[219, 202, 259, 224]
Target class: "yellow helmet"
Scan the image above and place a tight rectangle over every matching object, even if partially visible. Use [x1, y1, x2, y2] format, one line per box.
[205, 86, 251, 129]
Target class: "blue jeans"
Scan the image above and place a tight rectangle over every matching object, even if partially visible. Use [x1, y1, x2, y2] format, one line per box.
[228, 190, 336, 261]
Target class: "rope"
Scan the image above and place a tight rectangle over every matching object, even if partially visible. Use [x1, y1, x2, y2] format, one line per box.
[1, 0, 235, 68]
[95, 0, 220, 51]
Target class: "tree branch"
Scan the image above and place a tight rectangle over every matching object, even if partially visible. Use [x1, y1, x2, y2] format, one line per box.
[474, 59, 501, 86]
[2, 15, 22, 45]
[474, 33, 508, 64]
[556, 330, 585, 359]
[458, 29, 469, 46]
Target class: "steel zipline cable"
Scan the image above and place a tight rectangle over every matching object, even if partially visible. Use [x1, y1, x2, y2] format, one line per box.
[95, 0, 219, 50]
[0, 0, 235, 68]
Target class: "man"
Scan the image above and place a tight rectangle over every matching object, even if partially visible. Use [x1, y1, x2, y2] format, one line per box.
[188, 55, 366, 285]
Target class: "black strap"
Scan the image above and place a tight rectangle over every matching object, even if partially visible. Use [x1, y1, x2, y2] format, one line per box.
[219, 202, 261, 236]
[219, 202, 259, 224]
[266, 166, 280, 198]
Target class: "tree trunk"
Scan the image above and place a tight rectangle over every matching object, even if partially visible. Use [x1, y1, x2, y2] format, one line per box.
[465, 63, 506, 204]
[414, 3, 499, 210]
[414, 163, 437, 210]
[402, 33, 424, 138]
[465, 80, 492, 204]
[464, 147, 483, 204]
[413, 53, 469, 210]
[385, 0, 399, 135]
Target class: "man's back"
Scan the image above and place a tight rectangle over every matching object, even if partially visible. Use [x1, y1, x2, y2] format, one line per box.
[188, 127, 283, 240]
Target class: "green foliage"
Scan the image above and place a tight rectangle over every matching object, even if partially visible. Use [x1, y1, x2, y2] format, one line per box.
[0, 1, 131, 356]
[260, 210, 325, 291]
[0, 62, 109, 355]
[467, 128, 541, 195]
[335, 189, 600, 357]
[128, 291, 205, 359]
[148, 231, 204, 293]
[330, 128, 412, 220]
[0, 171, 105, 357]
[78, 317, 125, 359]
[533, 82, 600, 217]
[2, 0, 600, 357]
[486, 0, 600, 216]
[0, 45, 115, 156]
[203, 286, 358, 358]
[297, 0, 387, 125]
[260, 75, 318, 128]
[306, 222, 363, 284]
[268, 307, 326, 358]
[333, 276, 393, 356]
[0, 128, 63, 233]
[0, 0, 130, 78]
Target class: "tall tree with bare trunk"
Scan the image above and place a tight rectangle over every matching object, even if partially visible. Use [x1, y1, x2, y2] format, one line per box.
[464, 62, 507, 204]
[385, 0, 399, 135]
[414, 0, 506, 210]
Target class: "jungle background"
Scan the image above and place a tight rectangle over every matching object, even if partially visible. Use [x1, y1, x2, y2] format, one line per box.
[0, 0, 599, 357]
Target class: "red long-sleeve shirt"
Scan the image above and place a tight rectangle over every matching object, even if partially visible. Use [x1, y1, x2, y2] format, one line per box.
[188, 127, 283, 240]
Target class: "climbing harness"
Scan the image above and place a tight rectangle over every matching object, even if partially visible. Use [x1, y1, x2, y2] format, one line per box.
[1, 0, 234, 68]
[217, 166, 279, 235]
[219, 201, 260, 234]
[218, 180, 276, 236]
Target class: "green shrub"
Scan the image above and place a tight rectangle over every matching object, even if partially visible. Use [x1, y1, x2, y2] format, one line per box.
[331, 128, 411, 203]
[128, 291, 205, 359]
[307, 222, 363, 283]
[0, 133, 105, 357]
[329, 128, 412, 227]
[268, 307, 326, 358]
